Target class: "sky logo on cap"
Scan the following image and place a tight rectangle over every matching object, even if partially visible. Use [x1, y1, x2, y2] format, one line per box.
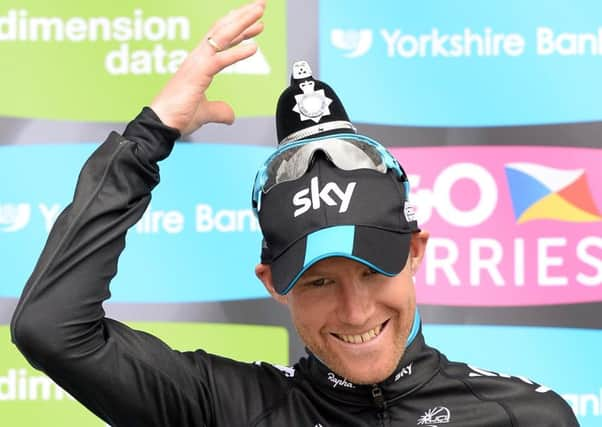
[292, 177, 357, 218]
[505, 163, 601, 224]
[330, 29, 373, 58]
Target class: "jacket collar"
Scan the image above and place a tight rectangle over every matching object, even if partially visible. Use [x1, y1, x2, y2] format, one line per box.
[295, 325, 440, 408]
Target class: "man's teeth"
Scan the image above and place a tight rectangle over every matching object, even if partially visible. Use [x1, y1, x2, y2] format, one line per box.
[337, 323, 383, 344]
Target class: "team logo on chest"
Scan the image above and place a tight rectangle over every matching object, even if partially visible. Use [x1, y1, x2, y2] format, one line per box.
[417, 406, 451, 426]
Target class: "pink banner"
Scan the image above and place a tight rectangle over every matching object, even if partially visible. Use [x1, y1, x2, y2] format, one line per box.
[390, 146, 602, 306]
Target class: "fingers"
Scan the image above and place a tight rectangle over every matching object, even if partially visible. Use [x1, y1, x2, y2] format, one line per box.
[229, 20, 264, 47]
[206, 0, 266, 53]
[203, 101, 236, 125]
[150, 1, 266, 133]
[212, 40, 259, 73]
[181, 100, 235, 134]
[209, 0, 265, 35]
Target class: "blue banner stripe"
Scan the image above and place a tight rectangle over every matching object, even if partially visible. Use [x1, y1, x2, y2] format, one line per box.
[320, 0, 602, 126]
[0, 143, 272, 302]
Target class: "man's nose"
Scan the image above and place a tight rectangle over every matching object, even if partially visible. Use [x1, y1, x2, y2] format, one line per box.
[335, 277, 375, 326]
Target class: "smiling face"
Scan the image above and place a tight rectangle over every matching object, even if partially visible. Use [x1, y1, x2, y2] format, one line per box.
[256, 231, 428, 384]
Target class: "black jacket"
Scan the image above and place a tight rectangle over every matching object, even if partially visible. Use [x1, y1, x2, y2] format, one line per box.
[11, 108, 579, 426]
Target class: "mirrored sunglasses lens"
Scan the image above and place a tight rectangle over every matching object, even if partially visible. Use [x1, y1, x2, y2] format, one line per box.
[265, 144, 313, 189]
[326, 139, 386, 172]
[263, 138, 388, 192]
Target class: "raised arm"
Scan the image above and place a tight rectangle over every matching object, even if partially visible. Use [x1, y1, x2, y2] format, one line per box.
[10, 2, 266, 426]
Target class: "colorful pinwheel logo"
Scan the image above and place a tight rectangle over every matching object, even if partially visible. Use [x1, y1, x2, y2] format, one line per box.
[505, 163, 601, 224]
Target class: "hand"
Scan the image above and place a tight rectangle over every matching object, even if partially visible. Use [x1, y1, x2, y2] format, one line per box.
[150, 0, 266, 135]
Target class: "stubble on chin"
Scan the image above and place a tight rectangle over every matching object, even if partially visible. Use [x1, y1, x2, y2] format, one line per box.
[296, 322, 409, 385]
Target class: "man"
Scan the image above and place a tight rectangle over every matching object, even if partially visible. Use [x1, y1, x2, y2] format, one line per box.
[11, 1, 579, 425]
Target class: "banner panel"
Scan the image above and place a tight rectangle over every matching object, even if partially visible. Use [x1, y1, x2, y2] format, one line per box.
[320, 0, 602, 126]
[391, 145, 602, 306]
[0, 142, 271, 302]
[0, 0, 286, 121]
[2, 144, 600, 305]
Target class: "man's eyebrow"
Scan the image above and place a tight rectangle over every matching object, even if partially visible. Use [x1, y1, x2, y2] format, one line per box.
[302, 268, 331, 277]
[301, 272, 323, 278]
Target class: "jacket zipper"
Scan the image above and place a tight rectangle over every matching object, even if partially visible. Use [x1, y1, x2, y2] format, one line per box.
[371, 385, 388, 426]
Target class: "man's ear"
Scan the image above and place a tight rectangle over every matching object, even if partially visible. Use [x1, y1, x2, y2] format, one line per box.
[408, 230, 429, 275]
[255, 264, 288, 305]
